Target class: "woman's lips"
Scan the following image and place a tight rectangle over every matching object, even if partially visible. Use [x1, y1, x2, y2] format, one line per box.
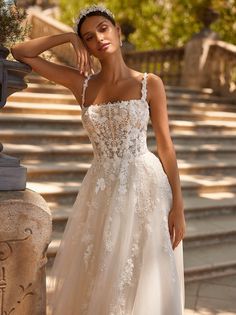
[98, 43, 110, 51]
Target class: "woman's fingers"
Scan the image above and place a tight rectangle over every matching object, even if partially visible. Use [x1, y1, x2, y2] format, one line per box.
[72, 37, 91, 75]
[172, 228, 184, 250]
[73, 38, 92, 75]
[77, 49, 91, 76]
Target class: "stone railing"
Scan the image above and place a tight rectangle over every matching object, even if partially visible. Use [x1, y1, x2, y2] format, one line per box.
[208, 41, 236, 99]
[181, 37, 236, 101]
[123, 48, 185, 86]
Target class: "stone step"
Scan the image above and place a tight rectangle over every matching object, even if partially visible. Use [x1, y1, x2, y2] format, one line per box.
[3, 102, 236, 121]
[183, 193, 236, 218]
[180, 174, 236, 195]
[24, 175, 236, 205]
[184, 213, 236, 248]
[1, 114, 236, 133]
[1, 128, 236, 145]
[8, 91, 78, 104]
[2, 102, 80, 115]
[184, 241, 236, 282]
[168, 101, 236, 113]
[21, 159, 236, 182]
[166, 91, 236, 104]
[169, 110, 236, 121]
[7, 90, 236, 106]
[3, 142, 236, 161]
[0, 129, 88, 144]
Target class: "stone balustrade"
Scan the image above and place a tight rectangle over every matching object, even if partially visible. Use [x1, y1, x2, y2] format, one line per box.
[208, 41, 236, 99]
[123, 47, 185, 86]
[181, 37, 236, 101]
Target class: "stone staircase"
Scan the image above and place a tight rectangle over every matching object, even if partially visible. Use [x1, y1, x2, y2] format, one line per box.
[1, 72, 236, 283]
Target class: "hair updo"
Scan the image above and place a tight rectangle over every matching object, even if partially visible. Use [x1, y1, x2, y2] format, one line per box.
[76, 11, 116, 39]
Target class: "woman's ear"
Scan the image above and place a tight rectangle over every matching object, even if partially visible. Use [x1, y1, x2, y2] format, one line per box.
[116, 23, 122, 38]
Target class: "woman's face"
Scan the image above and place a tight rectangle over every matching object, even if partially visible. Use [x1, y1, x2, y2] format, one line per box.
[80, 15, 121, 59]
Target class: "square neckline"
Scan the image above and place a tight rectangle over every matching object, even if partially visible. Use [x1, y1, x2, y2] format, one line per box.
[81, 72, 148, 110]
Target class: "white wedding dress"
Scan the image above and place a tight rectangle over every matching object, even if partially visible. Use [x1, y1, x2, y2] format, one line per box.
[46, 72, 185, 315]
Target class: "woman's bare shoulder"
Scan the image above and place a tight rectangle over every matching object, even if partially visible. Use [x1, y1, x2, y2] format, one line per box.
[146, 73, 165, 104]
[147, 72, 163, 83]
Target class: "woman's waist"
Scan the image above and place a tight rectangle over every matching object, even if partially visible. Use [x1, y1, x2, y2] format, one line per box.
[91, 145, 151, 163]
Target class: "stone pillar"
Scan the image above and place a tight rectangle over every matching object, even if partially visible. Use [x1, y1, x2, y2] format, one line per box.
[181, 37, 217, 88]
[0, 189, 52, 315]
[181, 6, 220, 88]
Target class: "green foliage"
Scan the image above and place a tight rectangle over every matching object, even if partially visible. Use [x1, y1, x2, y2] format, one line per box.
[58, 0, 236, 50]
[0, 0, 31, 48]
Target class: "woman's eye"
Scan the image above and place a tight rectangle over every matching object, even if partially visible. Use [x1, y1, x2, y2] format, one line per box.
[86, 37, 92, 41]
[101, 26, 107, 32]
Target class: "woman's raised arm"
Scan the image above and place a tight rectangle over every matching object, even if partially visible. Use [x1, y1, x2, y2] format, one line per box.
[10, 32, 93, 100]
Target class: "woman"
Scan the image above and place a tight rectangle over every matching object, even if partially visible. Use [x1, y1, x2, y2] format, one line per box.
[11, 4, 186, 315]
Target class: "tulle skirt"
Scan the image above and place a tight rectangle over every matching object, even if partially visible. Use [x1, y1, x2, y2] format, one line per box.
[46, 150, 185, 315]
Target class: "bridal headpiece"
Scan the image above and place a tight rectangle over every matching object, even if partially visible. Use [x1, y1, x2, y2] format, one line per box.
[74, 4, 115, 30]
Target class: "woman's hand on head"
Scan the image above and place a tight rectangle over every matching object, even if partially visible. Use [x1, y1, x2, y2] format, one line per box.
[70, 33, 94, 76]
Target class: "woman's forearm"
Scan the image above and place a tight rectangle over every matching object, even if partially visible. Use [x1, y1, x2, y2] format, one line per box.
[11, 32, 75, 58]
[158, 144, 184, 210]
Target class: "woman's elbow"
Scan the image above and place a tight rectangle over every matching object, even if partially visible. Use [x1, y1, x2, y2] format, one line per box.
[10, 46, 26, 62]
[11, 46, 20, 59]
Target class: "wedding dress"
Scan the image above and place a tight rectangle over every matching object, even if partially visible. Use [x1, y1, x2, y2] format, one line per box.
[46, 72, 185, 315]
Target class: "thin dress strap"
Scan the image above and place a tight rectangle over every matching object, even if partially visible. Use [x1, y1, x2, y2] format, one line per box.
[81, 74, 92, 108]
[141, 72, 148, 102]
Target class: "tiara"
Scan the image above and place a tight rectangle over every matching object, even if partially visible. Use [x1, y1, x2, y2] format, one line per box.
[73, 4, 115, 30]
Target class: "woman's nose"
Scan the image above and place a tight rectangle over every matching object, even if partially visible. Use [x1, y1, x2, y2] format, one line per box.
[96, 33, 104, 42]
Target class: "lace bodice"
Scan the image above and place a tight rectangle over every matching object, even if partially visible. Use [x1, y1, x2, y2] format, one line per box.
[80, 72, 150, 162]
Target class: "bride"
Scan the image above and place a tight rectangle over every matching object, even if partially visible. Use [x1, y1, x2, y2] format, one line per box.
[11, 4, 186, 315]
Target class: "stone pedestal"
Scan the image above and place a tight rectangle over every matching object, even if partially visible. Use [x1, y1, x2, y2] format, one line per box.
[0, 189, 52, 315]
